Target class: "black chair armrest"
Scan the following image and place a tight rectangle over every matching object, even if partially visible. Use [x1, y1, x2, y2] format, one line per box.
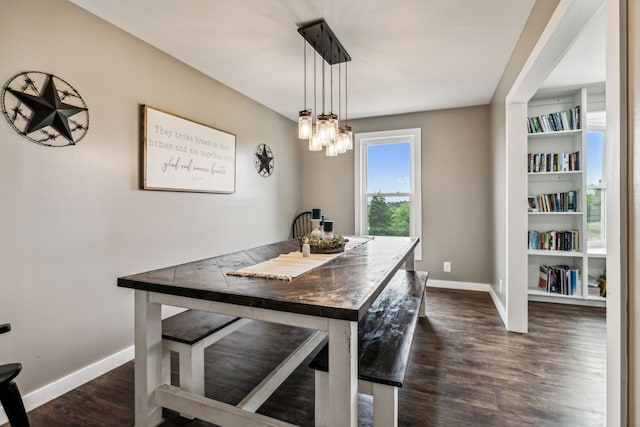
[0, 323, 11, 334]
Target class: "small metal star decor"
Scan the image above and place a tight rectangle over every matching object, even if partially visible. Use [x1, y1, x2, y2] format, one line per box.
[1, 71, 89, 147]
[254, 143, 274, 177]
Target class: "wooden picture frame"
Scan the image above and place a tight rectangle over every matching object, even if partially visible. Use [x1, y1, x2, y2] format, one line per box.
[142, 105, 236, 193]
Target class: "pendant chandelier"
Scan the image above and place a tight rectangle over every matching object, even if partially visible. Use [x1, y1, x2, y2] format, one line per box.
[297, 20, 352, 156]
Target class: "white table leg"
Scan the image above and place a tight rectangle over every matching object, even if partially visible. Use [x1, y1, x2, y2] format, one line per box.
[405, 248, 415, 271]
[327, 319, 358, 427]
[135, 290, 163, 427]
[372, 383, 398, 427]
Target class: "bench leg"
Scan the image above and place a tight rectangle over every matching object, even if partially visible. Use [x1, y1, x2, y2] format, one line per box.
[162, 349, 170, 386]
[179, 343, 205, 396]
[176, 343, 205, 419]
[314, 370, 329, 427]
[372, 383, 398, 427]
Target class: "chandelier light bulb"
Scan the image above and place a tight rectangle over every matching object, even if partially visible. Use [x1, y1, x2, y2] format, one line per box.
[328, 114, 339, 143]
[298, 110, 312, 139]
[344, 125, 353, 150]
[336, 128, 347, 154]
[317, 114, 330, 146]
[326, 141, 338, 157]
[309, 124, 322, 151]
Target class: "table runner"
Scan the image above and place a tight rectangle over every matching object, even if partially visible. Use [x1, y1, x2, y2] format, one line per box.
[227, 237, 371, 281]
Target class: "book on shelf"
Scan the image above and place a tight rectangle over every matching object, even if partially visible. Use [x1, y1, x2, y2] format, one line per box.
[527, 151, 580, 173]
[527, 105, 580, 134]
[539, 265, 549, 290]
[530, 190, 578, 212]
[538, 264, 582, 295]
[528, 229, 580, 251]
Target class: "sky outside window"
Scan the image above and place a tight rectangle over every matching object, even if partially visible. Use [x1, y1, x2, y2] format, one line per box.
[367, 142, 411, 193]
[586, 131, 603, 186]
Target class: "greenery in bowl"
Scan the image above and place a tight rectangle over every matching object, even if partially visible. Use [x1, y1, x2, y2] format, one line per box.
[300, 234, 349, 253]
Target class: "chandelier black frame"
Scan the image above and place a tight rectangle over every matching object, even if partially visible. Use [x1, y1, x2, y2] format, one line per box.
[297, 19, 353, 156]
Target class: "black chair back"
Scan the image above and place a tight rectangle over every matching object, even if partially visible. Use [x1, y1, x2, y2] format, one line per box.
[291, 211, 312, 239]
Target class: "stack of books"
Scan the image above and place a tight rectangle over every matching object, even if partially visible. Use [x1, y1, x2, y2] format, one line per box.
[529, 191, 578, 212]
[538, 265, 582, 295]
[528, 229, 580, 251]
[528, 151, 580, 173]
[527, 105, 581, 133]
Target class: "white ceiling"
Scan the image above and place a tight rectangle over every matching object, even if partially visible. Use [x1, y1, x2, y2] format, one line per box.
[67, 0, 607, 122]
[540, 4, 605, 90]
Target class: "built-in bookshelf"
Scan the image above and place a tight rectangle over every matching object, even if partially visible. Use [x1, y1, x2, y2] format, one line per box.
[526, 88, 605, 306]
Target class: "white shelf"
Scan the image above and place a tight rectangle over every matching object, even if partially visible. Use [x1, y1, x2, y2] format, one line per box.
[528, 288, 582, 298]
[528, 249, 583, 257]
[526, 88, 602, 307]
[528, 170, 582, 176]
[528, 211, 582, 215]
[527, 129, 582, 138]
[528, 289, 606, 306]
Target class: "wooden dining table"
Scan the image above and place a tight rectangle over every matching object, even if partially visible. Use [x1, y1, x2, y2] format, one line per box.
[118, 235, 419, 427]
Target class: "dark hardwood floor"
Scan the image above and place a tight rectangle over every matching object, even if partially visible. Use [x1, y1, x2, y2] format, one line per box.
[3, 288, 606, 427]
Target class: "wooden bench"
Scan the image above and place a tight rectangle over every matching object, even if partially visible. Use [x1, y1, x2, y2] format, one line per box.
[162, 310, 252, 397]
[309, 270, 428, 427]
[162, 310, 326, 420]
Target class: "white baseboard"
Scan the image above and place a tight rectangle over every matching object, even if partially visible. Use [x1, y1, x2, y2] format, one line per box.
[426, 279, 491, 292]
[0, 345, 134, 425]
[488, 285, 508, 328]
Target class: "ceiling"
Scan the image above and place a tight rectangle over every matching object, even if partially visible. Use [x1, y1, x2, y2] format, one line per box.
[68, 1, 602, 122]
[540, 4, 605, 90]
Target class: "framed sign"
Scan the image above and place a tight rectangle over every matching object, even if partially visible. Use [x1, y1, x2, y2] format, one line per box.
[142, 105, 236, 193]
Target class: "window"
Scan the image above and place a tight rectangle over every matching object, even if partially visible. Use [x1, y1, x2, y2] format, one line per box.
[354, 128, 422, 260]
[586, 111, 606, 251]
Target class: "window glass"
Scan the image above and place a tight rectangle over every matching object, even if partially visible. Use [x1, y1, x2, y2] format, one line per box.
[586, 110, 606, 249]
[587, 188, 604, 243]
[366, 143, 410, 193]
[355, 128, 422, 259]
[366, 142, 411, 236]
[586, 131, 604, 186]
[367, 195, 410, 236]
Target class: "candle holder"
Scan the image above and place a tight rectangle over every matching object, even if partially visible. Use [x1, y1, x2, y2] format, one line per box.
[322, 220, 334, 241]
[310, 219, 323, 240]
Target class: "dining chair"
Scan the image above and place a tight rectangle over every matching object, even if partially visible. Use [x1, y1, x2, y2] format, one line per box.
[0, 324, 30, 427]
[291, 211, 312, 238]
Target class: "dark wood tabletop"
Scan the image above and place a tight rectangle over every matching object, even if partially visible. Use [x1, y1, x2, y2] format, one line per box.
[118, 236, 419, 321]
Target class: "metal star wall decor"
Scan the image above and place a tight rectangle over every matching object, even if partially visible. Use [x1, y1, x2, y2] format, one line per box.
[254, 143, 274, 178]
[1, 71, 89, 147]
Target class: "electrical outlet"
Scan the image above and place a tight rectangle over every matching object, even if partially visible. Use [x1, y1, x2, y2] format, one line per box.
[443, 261, 451, 272]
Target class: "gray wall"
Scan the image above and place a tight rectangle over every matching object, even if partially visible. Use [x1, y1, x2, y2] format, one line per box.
[0, 0, 300, 393]
[301, 105, 493, 284]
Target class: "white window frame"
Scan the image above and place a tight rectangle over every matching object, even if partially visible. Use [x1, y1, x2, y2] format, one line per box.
[354, 128, 422, 260]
